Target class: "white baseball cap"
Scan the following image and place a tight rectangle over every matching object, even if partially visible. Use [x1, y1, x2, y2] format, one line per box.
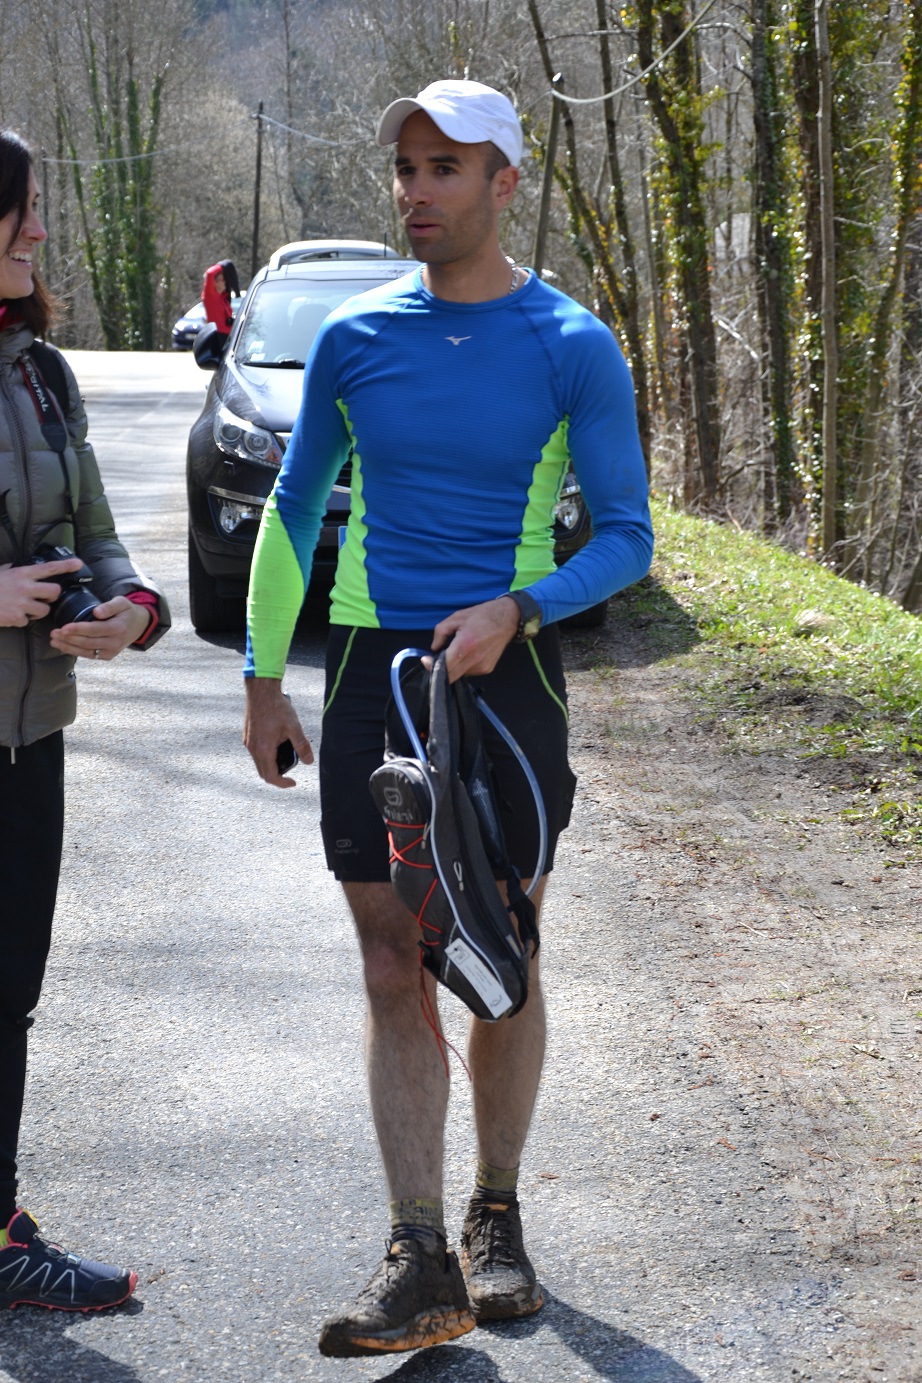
[376, 79, 524, 168]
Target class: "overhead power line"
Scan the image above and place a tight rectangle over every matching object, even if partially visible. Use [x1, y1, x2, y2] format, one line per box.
[41, 145, 188, 166]
[550, 0, 720, 106]
[39, 111, 359, 169]
[255, 112, 355, 147]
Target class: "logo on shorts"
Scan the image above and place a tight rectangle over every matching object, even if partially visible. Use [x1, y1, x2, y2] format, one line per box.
[335, 838, 356, 851]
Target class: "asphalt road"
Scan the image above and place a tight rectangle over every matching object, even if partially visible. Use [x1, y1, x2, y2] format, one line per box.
[0, 353, 858, 1382]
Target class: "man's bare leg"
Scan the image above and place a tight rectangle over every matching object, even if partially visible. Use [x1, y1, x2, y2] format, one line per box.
[318, 880, 474, 1359]
[342, 881, 449, 1201]
[461, 878, 548, 1320]
[468, 878, 547, 1168]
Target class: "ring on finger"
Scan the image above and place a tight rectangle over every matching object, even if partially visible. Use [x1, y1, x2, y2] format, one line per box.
[93, 648, 100, 658]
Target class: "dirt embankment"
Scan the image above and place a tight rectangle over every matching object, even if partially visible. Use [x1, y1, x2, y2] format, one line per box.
[562, 601, 921, 1381]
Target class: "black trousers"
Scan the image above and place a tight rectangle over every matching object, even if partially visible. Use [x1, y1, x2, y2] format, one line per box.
[0, 731, 64, 1224]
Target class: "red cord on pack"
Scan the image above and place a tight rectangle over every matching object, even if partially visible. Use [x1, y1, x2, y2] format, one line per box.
[387, 823, 472, 1082]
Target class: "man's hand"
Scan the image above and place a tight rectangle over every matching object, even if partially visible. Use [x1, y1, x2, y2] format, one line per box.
[243, 676, 314, 787]
[50, 596, 150, 660]
[0, 557, 84, 628]
[431, 596, 519, 682]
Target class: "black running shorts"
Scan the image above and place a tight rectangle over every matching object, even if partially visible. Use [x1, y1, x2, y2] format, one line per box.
[319, 625, 577, 883]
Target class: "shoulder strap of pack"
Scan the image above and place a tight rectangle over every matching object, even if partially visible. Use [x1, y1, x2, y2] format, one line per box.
[438, 658, 541, 958]
[27, 341, 70, 416]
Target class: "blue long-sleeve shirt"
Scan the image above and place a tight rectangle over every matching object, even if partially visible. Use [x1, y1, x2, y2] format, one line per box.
[246, 268, 652, 678]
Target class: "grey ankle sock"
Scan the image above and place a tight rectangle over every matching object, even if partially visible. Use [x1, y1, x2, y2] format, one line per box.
[389, 1197, 446, 1256]
[473, 1159, 520, 1203]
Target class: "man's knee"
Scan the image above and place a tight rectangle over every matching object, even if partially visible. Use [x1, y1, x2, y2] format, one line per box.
[361, 940, 422, 1007]
[342, 882, 422, 1002]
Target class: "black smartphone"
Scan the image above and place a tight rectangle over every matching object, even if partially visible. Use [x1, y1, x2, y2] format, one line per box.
[276, 740, 298, 774]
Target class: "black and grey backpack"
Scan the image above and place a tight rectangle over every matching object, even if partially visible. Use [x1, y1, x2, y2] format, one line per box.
[369, 648, 543, 1022]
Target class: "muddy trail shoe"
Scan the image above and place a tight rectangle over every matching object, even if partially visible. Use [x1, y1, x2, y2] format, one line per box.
[318, 1239, 475, 1357]
[0, 1210, 138, 1312]
[460, 1196, 544, 1321]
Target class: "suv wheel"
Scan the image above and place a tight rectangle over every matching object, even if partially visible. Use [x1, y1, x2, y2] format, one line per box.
[188, 531, 246, 633]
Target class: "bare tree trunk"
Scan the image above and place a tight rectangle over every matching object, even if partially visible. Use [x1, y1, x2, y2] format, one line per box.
[815, 0, 838, 557]
[282, 0, 308, 234]
[593, 0, 651, 474]
[636, 126, 671, 422]
[526, 0, 652, 472]
[635, 0, 721, 507]
[751, 0, 799, 531]
[900, 537, 922, 610]
[850, 0, 922, 581]
[791, 0, 824, 505]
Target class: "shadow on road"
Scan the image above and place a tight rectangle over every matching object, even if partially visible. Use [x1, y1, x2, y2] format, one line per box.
[0, 1300, 144, 1383]
[563, 575, 701, 672]
[373, 1293, 703, 1381]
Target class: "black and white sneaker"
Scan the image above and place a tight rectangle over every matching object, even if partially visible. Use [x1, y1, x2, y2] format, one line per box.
[0, 1209, 138, 1312]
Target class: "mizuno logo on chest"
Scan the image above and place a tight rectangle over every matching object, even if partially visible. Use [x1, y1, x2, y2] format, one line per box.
[445, 335, 472, 346]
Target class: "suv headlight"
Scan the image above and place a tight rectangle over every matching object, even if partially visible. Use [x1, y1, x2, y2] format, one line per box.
[554, 471, 584, 530]
[213, 403, 284, 469]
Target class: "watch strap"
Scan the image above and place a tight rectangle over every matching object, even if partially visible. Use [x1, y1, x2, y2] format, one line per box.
[503, 589, 542, 642]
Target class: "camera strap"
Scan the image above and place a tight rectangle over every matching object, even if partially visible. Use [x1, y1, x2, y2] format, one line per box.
[19, 353, 69, 455]
[18, 352, 77, 532]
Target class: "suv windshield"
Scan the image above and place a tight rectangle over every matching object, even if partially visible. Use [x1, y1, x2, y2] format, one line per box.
[236, 279, 370, 367]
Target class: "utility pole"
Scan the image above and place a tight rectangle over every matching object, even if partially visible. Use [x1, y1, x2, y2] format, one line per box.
[532, 74, 563, 276]
[251, 102, 264, 281]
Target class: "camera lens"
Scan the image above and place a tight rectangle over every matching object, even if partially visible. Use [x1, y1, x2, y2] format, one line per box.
[27, 544, 102, 628]
[52, 586, 101, 628]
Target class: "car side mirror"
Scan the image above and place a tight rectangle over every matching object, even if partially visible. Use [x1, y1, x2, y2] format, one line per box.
[193, 322, 227, 371]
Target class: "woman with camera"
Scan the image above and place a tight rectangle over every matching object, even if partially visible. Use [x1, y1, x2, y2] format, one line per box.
[0, 129, 170, 1311]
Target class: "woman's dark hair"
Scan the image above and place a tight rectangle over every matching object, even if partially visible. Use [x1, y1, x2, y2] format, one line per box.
[0, 129, 56, 337]
[218, 259, 241, 298]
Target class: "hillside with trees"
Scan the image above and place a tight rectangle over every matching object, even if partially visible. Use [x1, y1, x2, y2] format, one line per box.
[4, 0, 922, 609]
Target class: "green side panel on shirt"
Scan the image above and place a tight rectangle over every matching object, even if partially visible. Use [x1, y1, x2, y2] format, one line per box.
[329, 398, 378, 627]
[247, 490, 308, 679]
[512, 418, 571, 590]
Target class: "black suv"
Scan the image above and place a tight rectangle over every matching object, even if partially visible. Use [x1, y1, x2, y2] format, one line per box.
[186, 245, 602, 633]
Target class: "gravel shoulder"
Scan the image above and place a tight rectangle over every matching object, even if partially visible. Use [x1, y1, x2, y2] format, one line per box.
[561, 599, 922, 1382]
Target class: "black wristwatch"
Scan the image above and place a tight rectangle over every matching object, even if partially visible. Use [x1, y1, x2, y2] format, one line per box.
[503, 590, 542, 643]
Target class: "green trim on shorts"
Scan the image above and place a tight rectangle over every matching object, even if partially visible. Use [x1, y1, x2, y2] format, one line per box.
[528, 639, 569, 725]
[322, 626, 358, 717]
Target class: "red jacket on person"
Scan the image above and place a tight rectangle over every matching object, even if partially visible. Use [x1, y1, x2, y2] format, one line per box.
[202, 263, 232, 332]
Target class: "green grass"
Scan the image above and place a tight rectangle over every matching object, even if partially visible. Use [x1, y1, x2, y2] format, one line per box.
[606, 499, 922, 851]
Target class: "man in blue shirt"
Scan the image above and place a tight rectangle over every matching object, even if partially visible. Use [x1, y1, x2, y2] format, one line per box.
[244, 78, 652, 1359]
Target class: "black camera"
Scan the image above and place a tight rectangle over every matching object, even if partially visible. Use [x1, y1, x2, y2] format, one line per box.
[29, 544, 101, 628]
